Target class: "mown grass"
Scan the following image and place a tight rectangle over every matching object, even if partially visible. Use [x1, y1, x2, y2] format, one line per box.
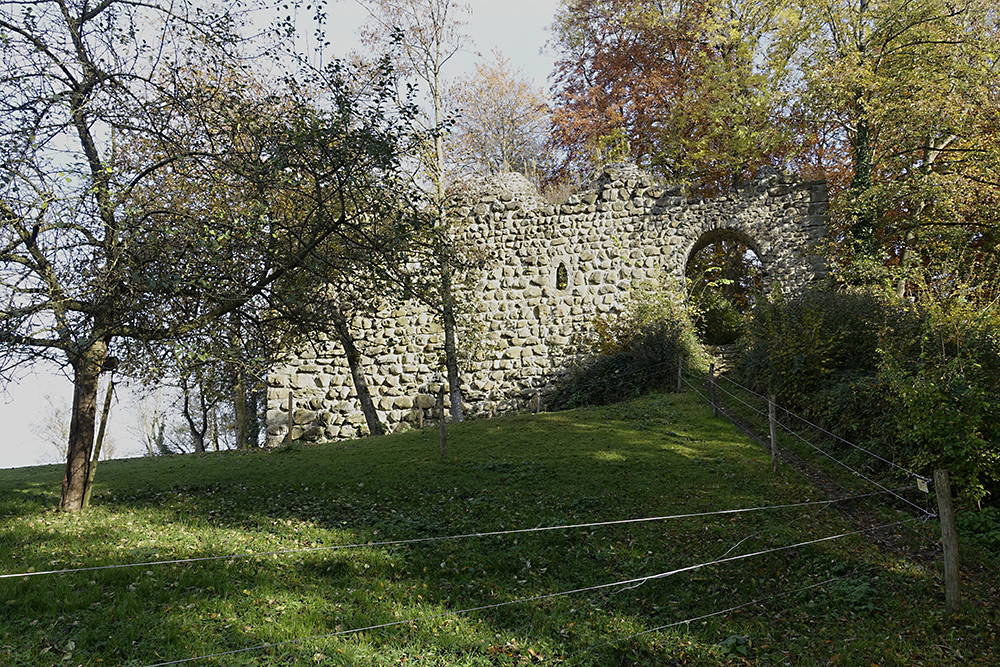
[1, 391, 997, 666]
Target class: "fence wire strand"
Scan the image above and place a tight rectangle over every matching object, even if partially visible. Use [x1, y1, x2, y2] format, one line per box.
[716, 372, 927, 480]
[1, 493, 902, 580]
[685, 366, 931, 515]
[139, 516, 922, 667]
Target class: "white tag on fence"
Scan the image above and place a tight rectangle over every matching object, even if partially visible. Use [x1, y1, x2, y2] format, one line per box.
[917, 478, 929, 494]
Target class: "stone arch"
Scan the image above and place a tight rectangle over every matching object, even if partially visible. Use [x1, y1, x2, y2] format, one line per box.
[685, 227, 761, 265]
[682, 227, 766, 293]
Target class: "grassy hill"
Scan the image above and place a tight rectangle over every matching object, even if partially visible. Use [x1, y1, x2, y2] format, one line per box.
[1, 392, 997, 666]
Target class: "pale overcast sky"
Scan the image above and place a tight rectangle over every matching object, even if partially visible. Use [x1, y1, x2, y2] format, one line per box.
[0, 0, 563, 469]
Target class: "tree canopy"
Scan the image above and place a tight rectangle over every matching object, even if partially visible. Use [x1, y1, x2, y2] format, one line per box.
[0, 0, 414, 509]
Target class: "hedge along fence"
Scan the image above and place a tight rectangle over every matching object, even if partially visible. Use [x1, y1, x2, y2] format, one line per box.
[686, 361, 967, 615]
[734, 290, 1000, 509]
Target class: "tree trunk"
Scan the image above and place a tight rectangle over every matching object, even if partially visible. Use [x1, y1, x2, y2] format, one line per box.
[230, 314, 248, 449]
[233, 367, 247, 449]
[850, 114, 877, 257]
[60, 339, 108, 512]
[82, 378, 115, 509]
[441, 265, 464, 423]
[247, 386, 260, 448]
[331, 306, 384, 437]
[181, 377, 208, 453]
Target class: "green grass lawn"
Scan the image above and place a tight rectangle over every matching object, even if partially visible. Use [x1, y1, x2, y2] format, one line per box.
[1, 391, 997, 666]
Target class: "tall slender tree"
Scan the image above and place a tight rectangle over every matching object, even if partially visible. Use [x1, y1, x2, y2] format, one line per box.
[359, 0, 473, 422]
[444, 51, 556, 187]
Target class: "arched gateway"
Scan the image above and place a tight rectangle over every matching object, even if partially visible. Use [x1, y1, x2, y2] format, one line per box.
[265, 164, 828, 445]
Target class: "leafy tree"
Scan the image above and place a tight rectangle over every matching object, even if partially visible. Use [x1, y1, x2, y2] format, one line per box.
[797, 0, 1000, 289]
[548, 0, 799, 193]
[358, 0, 475, 422]
[0, 0, 413, 510]
[444, 51, 556, 188]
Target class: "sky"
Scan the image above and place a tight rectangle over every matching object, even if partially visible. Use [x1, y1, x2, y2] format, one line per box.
[0, 0, 563, 470]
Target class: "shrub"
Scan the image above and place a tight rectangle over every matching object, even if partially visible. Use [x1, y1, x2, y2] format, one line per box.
[549, 284, 705, 409]
[736, 289, 1000, 507]
[957, 507, 1000, 556]
[695, 290, 747, 345]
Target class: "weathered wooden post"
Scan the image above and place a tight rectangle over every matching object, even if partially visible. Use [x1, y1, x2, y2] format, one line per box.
[934, 469, 961, 614]
[285, 391, 294, 446]
[768, 395, 778, 472]
[709, 363, 718, 417]
[438, 386, 447, 460]
[677, 354, 683, 392]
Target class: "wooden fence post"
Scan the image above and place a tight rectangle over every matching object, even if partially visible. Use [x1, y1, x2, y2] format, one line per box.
[285, 391, 294, 446]
[438, 386, 447, 460]
[709, 363, 718, 417]
[934, 469, 961, 614]
[768, 395, 778, 472]
[677, 354, 683, 392]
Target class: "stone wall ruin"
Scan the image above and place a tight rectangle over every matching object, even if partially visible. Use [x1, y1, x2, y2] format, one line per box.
[265, 164, 828, 445]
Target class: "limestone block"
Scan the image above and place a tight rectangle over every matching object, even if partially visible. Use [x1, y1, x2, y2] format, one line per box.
[302, 424, 325, 441]
[268, 374, 290, 388]
[293, 408, 317, 425]
[345, 412, 367, 425]
[270, 387, 293, 402]
[394, 395, 414, 409]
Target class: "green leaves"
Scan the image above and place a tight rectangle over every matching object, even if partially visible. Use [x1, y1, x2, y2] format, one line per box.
[739, 290, 1000, 506]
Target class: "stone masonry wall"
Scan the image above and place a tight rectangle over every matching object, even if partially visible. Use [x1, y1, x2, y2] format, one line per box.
[265, 164, 828, 445]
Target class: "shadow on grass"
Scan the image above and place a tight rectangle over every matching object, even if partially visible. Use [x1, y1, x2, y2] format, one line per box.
[1, 393, 997, 666]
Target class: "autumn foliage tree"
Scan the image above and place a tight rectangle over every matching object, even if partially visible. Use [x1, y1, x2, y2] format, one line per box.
[548, 0, 800, 194]
[444, 51, 556, 188]
[797, 0, 1000, 295]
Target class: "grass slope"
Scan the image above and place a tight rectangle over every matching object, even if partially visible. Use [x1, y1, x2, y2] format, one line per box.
[1, 392, 997, 666]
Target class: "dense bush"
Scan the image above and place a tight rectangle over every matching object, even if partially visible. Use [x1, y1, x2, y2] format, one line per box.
[549, 285, 706, 410]
[736, 290, 1000, 507]
[694, 290, 747, 345]
[957, 506, 1000, 557]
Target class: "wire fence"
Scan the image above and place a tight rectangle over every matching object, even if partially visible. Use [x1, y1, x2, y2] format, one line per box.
[0, 491, 901, 581]
[3, 352, 955, 666]
[679, 356, 953, 590]
[681, 362, 934, 516]
[138, 516, 921, 667]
